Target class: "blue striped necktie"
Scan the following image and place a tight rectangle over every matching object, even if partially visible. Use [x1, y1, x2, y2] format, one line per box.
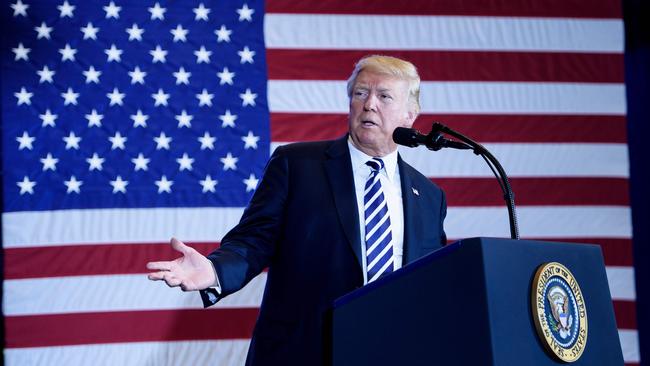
[364, 158, 394, 282]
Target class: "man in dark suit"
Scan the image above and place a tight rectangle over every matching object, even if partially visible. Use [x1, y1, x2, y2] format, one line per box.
[147, 55, 447, 365]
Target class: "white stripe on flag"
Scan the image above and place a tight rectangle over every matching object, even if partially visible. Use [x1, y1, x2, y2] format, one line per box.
[2, 207, 244, 248]
[398, 144, 629, 178]
[619, 329, 641, 363]
[3, 205, 631, 249]
[265, 14, 624, 53]
[3, 340, 250, 366]
[445, 206, 632, 239]
[271, 143, 630, 178]
[268, 80, 626, 115]
[2, 266, 633, 316]
[606, 266, 637, 301]
[3, 273, 266, 316]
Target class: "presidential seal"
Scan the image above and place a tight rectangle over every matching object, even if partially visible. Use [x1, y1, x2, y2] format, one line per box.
[531, 262, 588, 362]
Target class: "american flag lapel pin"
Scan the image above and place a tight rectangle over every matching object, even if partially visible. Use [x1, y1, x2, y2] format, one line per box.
[412, 187, 419, 196]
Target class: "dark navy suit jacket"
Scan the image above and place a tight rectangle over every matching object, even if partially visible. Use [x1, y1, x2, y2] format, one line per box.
[200, 136, 446, 365]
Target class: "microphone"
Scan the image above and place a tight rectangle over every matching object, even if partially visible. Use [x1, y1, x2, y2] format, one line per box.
[393, 127, 471, 150]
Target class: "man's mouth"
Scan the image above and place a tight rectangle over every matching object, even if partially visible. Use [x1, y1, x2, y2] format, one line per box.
[361, 120, 377, 126]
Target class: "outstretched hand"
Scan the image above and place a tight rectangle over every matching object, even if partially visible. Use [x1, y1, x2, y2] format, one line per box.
[147, 237, 216, 291]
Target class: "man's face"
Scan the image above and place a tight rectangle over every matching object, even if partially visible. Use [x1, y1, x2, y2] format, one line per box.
[348, 70, 416, 157]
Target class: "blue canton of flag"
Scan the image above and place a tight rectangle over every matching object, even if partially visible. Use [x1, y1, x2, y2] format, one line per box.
[2, 0, 269, 212]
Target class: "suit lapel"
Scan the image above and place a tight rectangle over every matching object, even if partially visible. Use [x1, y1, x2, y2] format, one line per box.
[324, 137, 363, 269]
[398, 155, 420, 265]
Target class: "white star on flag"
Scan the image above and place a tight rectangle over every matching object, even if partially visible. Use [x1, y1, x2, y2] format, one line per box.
[109, 132, 127, 150]
[154, 132, 172, 150]
[58, 1, 75, 18]
[17, 177, 36, 195]
[199, 175, 218, 193]
[173, 67, 191, 85]
[105, 44, 123, 62]
[175, 110, 193, 128]
[103, 1, 121, 19]
[107, 88, 125, 106]
[148, 2, 166, 20]
[131, 153, 150, 171]
[220, 152, 238, 170]
[59, 44, 77, 61]
[86, 153, 105, 171]
[85, 109, 103, 127]
[193, 3, 210, 21]
[237, 4, 255, 22]
[83, 66, 102, 84]
[16, 131, 35, 150]
[150, 45, 167, 63]
[63, 132, 81, 150]
[40, 153, 59, 171]
[126, 24, 144, 41]
[219, 110, 237, 127]
[61, 87, 79, 105]
[171, 25, 188, 42]
[242, 131, 260, 149]
[35, 22, 53, 39]
[217, 67, 235, 85]
[11, 0, 29, 17]
[243, 173, 259, 192]
[128, 66, 146, 84]
[238, 46, 255, 64]
[81, 22, 99, 40]
[155, 175, 173, 193]
[152, 88, 170, 106]
[40, 109, 58, 127]
[37, 65, 55, 83]
[110, 176, 128, 193]
[130, 110, 149, 127]
[64, 176, 83, 194]
[215, 25, 232, 42]
[12, 43, 30, 61]
[176, 153, 195, 171]
[198, 132, 216, 150]
[194, 46, 212, 63]
[196, 89, 214, 107]
[15, 87, 33, 105]
[240, 88, 257, 106]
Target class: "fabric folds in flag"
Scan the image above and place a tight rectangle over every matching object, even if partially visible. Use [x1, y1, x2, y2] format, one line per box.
[1, 0, 638, 365]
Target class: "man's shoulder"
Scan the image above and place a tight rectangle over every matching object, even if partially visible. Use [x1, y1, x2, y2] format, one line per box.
[274, 137, 347, 159]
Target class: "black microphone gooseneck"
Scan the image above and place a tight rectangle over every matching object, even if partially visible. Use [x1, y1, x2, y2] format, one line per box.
[393, 123, 519, 240]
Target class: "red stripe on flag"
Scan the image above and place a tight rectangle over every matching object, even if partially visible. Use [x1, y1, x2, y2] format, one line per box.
[4, 242, 219, 280]
[435, 177, 629, 206]
[4, 309, 258, 348]
[267, 49, 624, 82]
[4, 238, 632, 282]
[271, 114, 627, 143]
[613, 300, 638, 330]
[534, 238, 634, 268]
[266, 0, 622, 18]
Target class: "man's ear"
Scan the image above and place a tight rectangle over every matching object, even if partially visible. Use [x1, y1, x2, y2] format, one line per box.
[404, 109, 418, 127]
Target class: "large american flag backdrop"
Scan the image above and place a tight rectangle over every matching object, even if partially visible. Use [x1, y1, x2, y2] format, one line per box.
[1, 0, 638, 365]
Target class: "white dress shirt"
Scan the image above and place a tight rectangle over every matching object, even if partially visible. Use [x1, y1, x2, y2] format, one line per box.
[347, 138, 404, 284]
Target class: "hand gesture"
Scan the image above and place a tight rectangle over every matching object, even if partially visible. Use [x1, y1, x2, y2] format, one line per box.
[147, 237, 216, 291]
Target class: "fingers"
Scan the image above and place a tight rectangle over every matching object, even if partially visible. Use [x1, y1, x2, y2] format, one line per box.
[147, 271, 183, 288]
[146, 261, 173, 271]
[170, 237, 191, 255]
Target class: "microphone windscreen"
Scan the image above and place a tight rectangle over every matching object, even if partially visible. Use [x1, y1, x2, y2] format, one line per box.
[393, 127, 421, 147]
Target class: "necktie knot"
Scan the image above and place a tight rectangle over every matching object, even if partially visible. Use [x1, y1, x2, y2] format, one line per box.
[366, 158, 384, 174]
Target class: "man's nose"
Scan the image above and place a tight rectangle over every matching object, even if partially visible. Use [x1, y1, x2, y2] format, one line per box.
[363, 93, 377, 111]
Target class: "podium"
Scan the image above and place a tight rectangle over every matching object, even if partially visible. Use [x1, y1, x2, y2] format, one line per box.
[331, 238, 624, 365]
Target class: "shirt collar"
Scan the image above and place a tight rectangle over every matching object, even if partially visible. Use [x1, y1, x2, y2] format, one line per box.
[347, 136, 399, 182]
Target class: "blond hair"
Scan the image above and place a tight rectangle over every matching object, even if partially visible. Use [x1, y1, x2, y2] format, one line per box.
[346, 55, 421, 114]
